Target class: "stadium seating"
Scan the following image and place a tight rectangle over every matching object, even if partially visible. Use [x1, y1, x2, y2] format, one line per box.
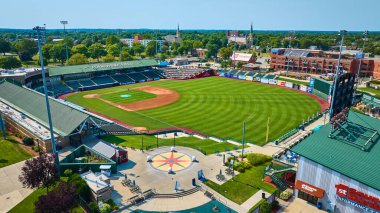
[79, 79, 96, 87]
[126, 72, 148, 82]
[92, 76, 117, 85]
[111, 74, 135, 84]
[264, 74, 277, 79]
[162, 68, 206, 79]
[246, 71, 256, 77]
[66, 81, 82, 90]
[141, 71, 162, 80]
[255, 73, 265, 78]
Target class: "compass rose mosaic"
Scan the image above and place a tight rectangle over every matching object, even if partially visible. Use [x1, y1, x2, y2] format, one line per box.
[150, 151, 192, 172]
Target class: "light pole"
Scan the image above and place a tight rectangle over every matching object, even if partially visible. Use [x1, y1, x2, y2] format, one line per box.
[329, 30, 347, 118]
[33, 25, 60, 173]
[60, 21, 69, 65]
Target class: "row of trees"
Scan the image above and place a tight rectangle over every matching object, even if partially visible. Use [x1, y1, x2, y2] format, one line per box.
[1, 30, 380, 69]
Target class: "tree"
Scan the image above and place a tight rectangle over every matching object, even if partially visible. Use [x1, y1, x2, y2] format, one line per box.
[88, 43, 107, 62]
[102, 54, 115, 62]
[132, 42, 144, 56]
[71, 44, 88, 57]
[158, 53, 167, 61]
[49, 43, 67, 64]
[100, 203, 112, 213]
[106, 35, 119, 46]
[121, 51, 133, 61]
[0, 39, 11, 55]
[106, 43, 119, 57]
[16, 39, 38, 56]
[19, 51, 32, 61]
[0, 57, 22, 69]
[219, 47, 233, 61]
[145, 41, 157, 57]
[193, 40, 203, 49]
[34, 182, 76, 213]
[19, 153, 58, 193]
[206, 43, 219, 58]
[42, 43, 53, 61]
[69, 53, 88, 65]
[35, 53, 49, 66]
[69, 173, 92, 202]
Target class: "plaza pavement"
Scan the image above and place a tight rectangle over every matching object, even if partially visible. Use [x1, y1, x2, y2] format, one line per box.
[0, 160, 34, 213]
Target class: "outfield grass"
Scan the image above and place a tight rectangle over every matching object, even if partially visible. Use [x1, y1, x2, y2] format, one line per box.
[101, 90, 156, 104]
[358, 87, 380, 99]
[276, 77, 309, 86]
[102, 135, 241, 155]
[67, 77, 321, 145]
[204, 162, 276, 204]
[0, 137, 33, 168]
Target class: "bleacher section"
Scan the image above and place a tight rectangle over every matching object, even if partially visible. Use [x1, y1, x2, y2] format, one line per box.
[127, 72, 147, 82]
[141, 71, 162, 80]
[111, 74, 134, 84]
[66, 81, 82, 90]
[92, 76, 117, 85]
[162, 68, 209, 79]
[264, 74, 276, 79]
[79, 79, 96, 87]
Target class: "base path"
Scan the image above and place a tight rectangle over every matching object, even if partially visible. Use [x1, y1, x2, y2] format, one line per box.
[83, 86, 180, 111]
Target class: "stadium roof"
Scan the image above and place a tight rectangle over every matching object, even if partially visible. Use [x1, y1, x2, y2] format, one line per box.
[292, 111, 380, 191]
[0, 80, 97, 136]
[48, 59, 157, 76]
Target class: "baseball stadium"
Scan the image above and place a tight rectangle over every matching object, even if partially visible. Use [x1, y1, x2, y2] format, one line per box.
[42, 60, 328, 146]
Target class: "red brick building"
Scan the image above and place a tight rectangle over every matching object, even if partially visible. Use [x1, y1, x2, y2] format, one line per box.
[270, 48, 377, 78]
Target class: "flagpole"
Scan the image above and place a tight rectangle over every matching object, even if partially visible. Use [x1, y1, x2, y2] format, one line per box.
[266, 117, 270, 143]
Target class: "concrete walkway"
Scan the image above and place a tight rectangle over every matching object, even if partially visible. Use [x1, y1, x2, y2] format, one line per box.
[241, 190, 271, 211]
[0, 160, 33, 213]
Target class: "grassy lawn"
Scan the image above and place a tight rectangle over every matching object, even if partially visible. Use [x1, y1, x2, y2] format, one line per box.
[101, 89, 156, 104]
[67, 77, 320, 146]
[204, 162, 276, 204]
[276, 77, 309, 86]
[358, 87, 380, 99]
[0, 137, 33, 168]
[102, 135, 242, 155]
[9, 187, 47, 213]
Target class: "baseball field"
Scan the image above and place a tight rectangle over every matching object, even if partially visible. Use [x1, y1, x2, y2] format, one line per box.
[66, 77, 322, 146]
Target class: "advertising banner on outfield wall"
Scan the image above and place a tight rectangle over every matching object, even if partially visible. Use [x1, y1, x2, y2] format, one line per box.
[261, 78, 269, 84]
[277, 81, 286, 87]
[246, 76, 253, 81]
[300, 85, 307, 92]
[307, 86, 313, 93]
[285, 82, 293, 88]
[293, 84, 300, 90]
[239, 75, 246, 80]
[269, 79, 277, 85]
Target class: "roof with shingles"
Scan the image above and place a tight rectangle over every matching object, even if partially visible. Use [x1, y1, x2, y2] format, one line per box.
[48, 59, 157, 76]
[292, 111, 380, 191]
[0, 80, 89, 136]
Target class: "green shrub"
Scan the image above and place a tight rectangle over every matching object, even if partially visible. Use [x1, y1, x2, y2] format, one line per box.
[89, 202, 100, 213]
[279, 190, 292, 200]
[259, 201, 271, 213]
[106, 199, 117, 209]
[22, 137, 34, 145]
[100, 203, 112, 213]
[33, 145, 40, 152]
[246, 153, 272, 166]
[64, 169, 73, 177]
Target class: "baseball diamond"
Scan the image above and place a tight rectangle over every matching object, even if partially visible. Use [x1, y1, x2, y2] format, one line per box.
[66, 77, 322, 145]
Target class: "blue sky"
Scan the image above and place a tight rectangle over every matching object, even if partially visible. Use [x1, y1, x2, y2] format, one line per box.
[1, 0, 379, 31]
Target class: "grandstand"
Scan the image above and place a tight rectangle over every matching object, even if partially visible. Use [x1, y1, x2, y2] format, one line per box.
[27, 59, 163, 97]
[162, 67, 213, 79]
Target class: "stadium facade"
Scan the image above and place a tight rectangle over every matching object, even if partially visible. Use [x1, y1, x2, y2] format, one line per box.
[270, 48, 380, 78]
[292, 112, 380, 213]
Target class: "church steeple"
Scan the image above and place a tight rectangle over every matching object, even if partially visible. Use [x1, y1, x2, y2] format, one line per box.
[176, 24, 180, 38]
[249, 22, 254, 47]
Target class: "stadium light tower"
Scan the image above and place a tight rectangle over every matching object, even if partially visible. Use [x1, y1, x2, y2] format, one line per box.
[60, 21, 69, 65]
[33, 25, 60, 173]
[329, 30, 347, 118]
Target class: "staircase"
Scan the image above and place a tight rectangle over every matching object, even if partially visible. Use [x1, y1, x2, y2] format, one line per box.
[153, 187, 200, 198]
[270, 174, 288, 191]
